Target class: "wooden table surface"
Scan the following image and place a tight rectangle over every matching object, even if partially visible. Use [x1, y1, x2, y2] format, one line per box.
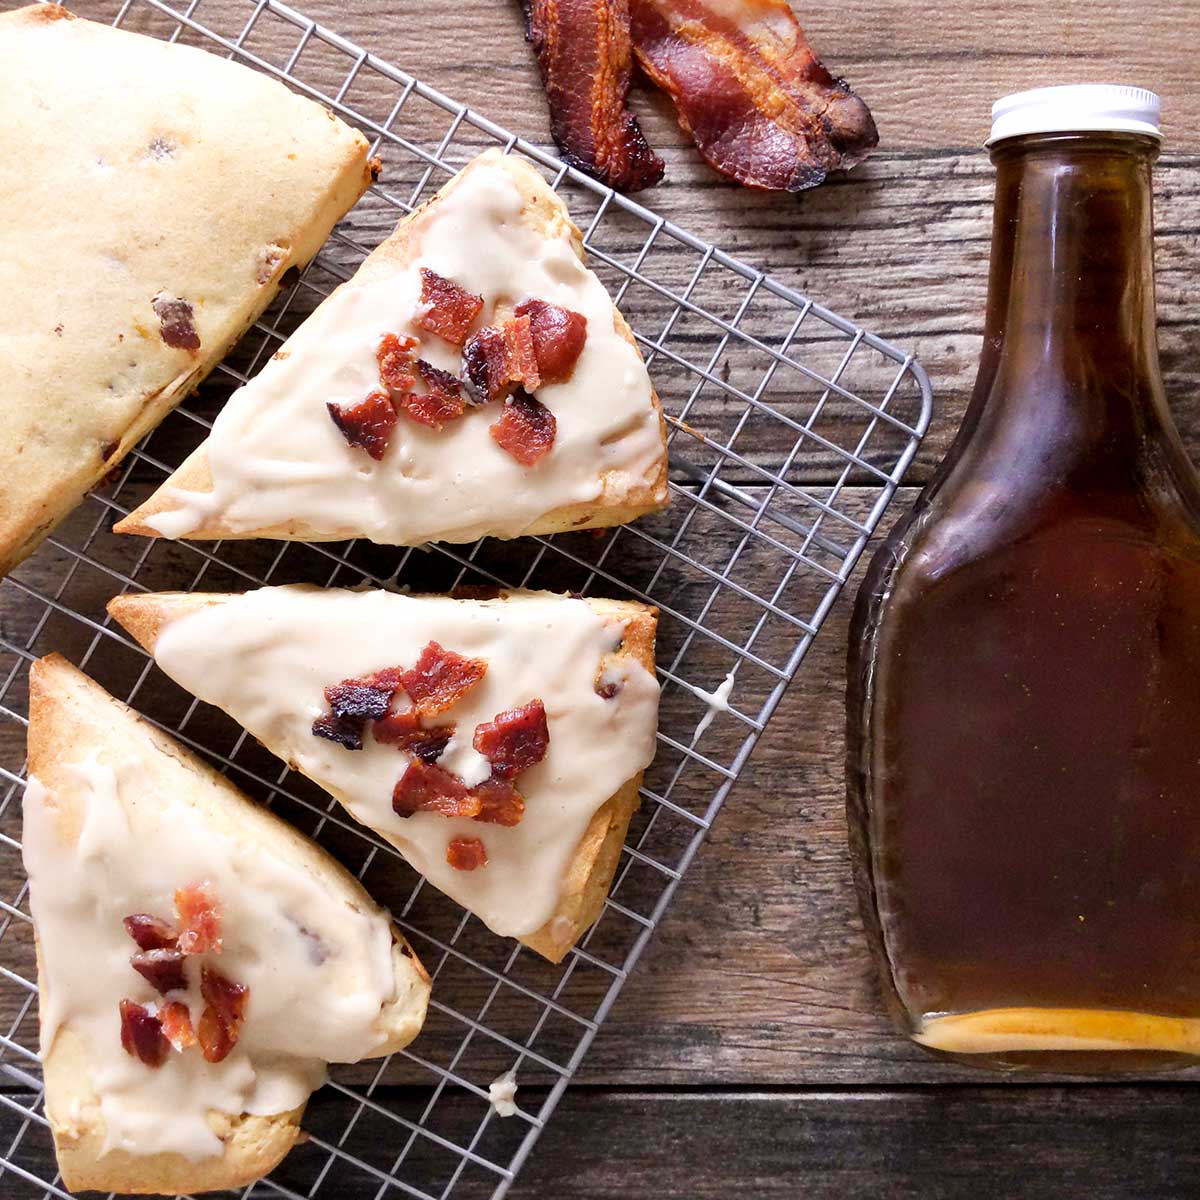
[5, 0, 1200, 1196]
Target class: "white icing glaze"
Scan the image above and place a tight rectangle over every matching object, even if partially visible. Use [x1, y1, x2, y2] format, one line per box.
[147, 154, 663, 543]
[692, 670, 735, 742]
[487, 1068, 518, 1118]
[150, 586, 660, 938]
[23, 756, 400, 1162]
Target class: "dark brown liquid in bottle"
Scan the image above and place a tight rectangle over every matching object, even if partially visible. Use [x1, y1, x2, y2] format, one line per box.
[847, 131, 1200, 1071]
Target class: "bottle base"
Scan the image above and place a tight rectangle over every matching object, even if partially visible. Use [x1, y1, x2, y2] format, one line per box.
[912, 1007, 1200, 1073]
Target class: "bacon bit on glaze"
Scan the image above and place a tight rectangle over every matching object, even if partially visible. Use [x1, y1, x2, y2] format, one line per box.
[595, 678, 622, 699]
[514, 299, 588, 382]
[326, 667, 405, 722]
[463, 317, 541, 404]
[312, 709, 365, 751]
[160, 1001, 197, 1051]
[415, 268, 483, 346]
[327, 390, 398, 461]
[392, 760, 483, 819]
[151, 292, 200, 353]
[119, 999, 170, 1068]
[198, 966, 249, 1064]
[628, 0, 878, 192]
[398, 360, 467, 430]
[175, 882, 222, 956]
[400, 641, 488, 716]
[131, 948, 188, 996]
[447, 836, 489, 871]
[373, 707, 456, 764]
[489, 389, 557, 466]
[123, 913, 178, 951]
[472, 700, 550, 779]
[473, 777, 526, 827]
[377, 332, 419, 393]
[521, 0, 665, 193]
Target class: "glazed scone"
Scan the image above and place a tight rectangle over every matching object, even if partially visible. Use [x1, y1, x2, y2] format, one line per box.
[108, 586, 661, 962]
[0, 4, 375, 574]
[24, 655, 430, 1195]
[116, 149, 670, 546]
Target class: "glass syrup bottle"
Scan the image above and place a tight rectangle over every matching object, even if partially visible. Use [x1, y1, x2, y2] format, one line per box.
[846, 86, 1200, 1071]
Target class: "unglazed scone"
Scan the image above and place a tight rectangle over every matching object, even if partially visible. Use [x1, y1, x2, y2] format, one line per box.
[116, 149, 670, 546]
[24, 655, 430, 1195]
[0, 4, 375, 575]
[108, 586, 661, 962]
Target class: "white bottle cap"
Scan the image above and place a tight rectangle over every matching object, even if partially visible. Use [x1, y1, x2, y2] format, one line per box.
[987, 84, 1161, 145]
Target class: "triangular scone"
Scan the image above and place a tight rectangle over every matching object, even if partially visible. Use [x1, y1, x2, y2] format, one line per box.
[24, 655, 430, 1196]
[108, 586, 661, 962]
[115, 149, 669, 547]
[0, 4, 374, 575]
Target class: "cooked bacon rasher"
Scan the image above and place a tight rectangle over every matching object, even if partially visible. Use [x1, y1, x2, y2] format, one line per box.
[515, 299, 588, 383]
[521, 0, 664, 193]
[628, 0, 877, 191]
[400, 641, 488, 716]
[414, 269, 484, 346]
[489, 390, 557, 466]
[327, 390, 398, 462]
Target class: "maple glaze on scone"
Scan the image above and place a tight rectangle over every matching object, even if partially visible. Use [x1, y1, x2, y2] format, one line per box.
[109, 586, 660, 952]
[24, 759, 407, 1162]
[119, 151, 668, 546]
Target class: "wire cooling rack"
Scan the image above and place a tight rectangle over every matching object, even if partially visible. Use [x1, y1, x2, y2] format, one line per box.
[0, 0, 931, 1195]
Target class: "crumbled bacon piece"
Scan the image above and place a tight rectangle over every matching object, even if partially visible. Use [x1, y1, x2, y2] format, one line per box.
[515, 299, 588, 382]
[151, 292, 200, 353]
[175, 882, 222, 955]
[159, 1001, 197, 1051]
[398, 361, 467, 430]
[327, 390, 398, 461]
[392, 760, 482, 819]
[198, 966, 249, 1064]
[312, 710, 364, 750]
[489, 390, 557, 466]
[326, 667, 405, 722]
[131, 948, 188, 996]
[377, 332, 419, 393]
[415, 268, 483, 346]
[119, 999, 170, 1068]
[373, 707, 455, 763]
[400, 641, 488, 716]
[123, 913, 178, 951]
[473, 777, 526, 827]
[463, 317, 541, 404]
[447, 836, 488, 871]
[472, 700, 550, 778]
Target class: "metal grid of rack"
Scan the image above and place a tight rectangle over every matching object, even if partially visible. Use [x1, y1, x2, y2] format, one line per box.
[0, 0, 931, 1195]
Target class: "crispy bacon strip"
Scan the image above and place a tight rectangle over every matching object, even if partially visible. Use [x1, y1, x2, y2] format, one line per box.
[400, 642, 488, 716]
[473, 777, 527, 827]
[415, 269, 483, 346]
[514, 300, 587, 383]
[175, 882, 222, 955]
[392, 760, 482, 819]
[377, 332, 419, 393]
[373, 707, 456, 763]
[119, 1000, 170, 1068]
[447, 836, 489, 871]
[628, 0, 878, 191]
[198, 966, 249, 1064]
[472, 700, 550, 779]
[327, 390, 398, 461]
[522, 0, 664, 192]
[489, 390, 557, 466]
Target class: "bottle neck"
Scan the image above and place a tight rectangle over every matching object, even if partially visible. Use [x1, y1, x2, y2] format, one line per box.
[987, 133, 1160, 386]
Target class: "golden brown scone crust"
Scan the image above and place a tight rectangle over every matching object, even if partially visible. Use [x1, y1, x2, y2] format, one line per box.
[115, 149, 670, 542]
[0, 4, 375, 574]
[26, 654, 430, 1194]
[107, 589, 658, 962]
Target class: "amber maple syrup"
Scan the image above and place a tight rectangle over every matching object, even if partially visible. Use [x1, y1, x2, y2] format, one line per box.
[847, 87, 1200, 1070]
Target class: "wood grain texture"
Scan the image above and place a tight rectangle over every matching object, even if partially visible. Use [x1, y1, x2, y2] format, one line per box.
[2, 0, 1200, 1196]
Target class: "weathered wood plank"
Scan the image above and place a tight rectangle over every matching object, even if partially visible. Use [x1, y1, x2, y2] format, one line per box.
[2, 1084, 1198, 1199]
